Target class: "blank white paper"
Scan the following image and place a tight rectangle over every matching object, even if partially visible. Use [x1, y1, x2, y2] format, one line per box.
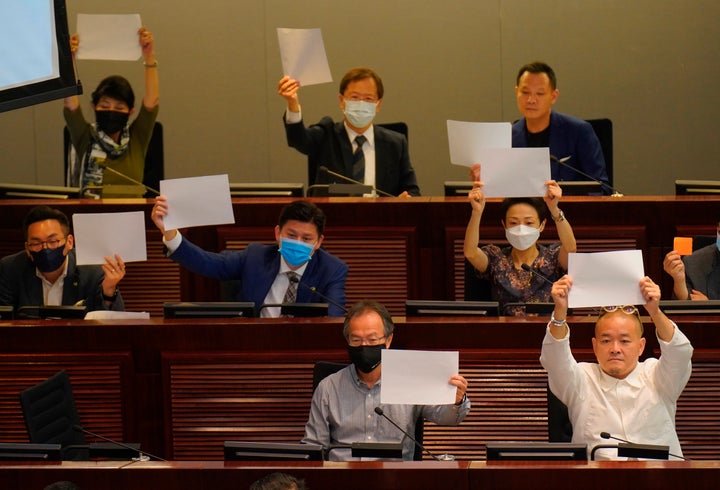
[380, 350, 458, 405]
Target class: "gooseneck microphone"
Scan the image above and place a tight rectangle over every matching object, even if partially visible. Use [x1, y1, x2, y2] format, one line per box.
[549, 155, 623, 197]
[288, 275, 348, 313]
[318, 166, 395, 197]
[72, 424, 166, 462]
[373, 407, 451, 461]
[97, 164, 160, 196]
[600, 432, 685, 460]
[520, 263, 555, 286]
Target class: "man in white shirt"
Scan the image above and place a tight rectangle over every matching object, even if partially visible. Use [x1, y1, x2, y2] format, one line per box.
[541, 275, 693, 460]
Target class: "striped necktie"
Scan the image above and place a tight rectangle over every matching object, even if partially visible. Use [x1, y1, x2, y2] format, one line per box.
[352, 135, 366, 182]
[283, 271, 299, 304]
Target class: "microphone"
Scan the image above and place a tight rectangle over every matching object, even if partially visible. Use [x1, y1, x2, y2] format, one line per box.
[97, 164, 160, 196]
[600, 432, 685, 460]
[520, 263, 555, 286]
[373, 407, 453, 461]
[288, 275, 348, 313]
[318, 165, 395, 197]
[72, 424, 166, 462]
[549, 155, 623, 197]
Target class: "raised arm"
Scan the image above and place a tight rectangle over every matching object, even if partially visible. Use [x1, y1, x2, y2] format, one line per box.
[139, 27, 159, 109]
[151, 195, 178, 241]
[544, 180, 576, 269]
[463, 179, 489, 273]
[278, 75, 301, 114]
[640, 276, 675, 342]
[63, 34, 80, 111]
[549, 275, 572, 339]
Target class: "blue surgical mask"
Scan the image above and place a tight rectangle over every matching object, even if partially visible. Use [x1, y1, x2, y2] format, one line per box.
[30, 247, 67, 273]
[279, 237, 315, 267]
[343, 99, 376, 128]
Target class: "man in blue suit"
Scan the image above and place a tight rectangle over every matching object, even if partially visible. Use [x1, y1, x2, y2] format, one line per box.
[512, 61, 610, 195]
[278, 67, 420, 197]
[151, 199, 348, 317]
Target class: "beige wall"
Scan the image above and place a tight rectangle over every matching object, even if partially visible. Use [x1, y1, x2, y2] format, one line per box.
[1, 0, 718, 195]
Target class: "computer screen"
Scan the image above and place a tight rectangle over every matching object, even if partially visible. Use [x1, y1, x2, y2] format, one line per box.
[405, 300, 500, 317]
[0, 0, 81, 113]
[486, 442, 587, 461]
[0, 182, 80, 199]
[163, 302, 256, 319]
[0, 443, 62, 461]
[223, 441, 324, 461]
[659, 300, 720, 315]
[229, 183, 304, 197]
[675, 180, 720, 195]
[16, 305, 87, 319]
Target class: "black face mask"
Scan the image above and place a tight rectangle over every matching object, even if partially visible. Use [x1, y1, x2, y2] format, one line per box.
[30, 247, 67, 273]
[95, 110, 129, 134]
[347, 344, 385, 373]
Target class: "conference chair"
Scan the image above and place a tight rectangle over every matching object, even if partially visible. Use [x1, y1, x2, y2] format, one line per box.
[464, 259, 493, 302]
[586, 118, 613, 187]
[19, 370, 88, 460]
[547, 386, 573, 443]
[312, 361, 425, 461]
[63, 121, 164, 198]
[306, 121, 409, 187]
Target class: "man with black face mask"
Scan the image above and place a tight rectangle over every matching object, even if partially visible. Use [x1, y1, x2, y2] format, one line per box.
[0, 206, 125, 313]
[303, 300, 471, 461]
[63, 27, 159, 198]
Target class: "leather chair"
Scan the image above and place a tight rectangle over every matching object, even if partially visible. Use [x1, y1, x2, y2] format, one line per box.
[547, 386, 573, 443]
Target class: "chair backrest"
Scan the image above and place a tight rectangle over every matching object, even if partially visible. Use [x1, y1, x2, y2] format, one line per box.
[693, 235, 716, 251]
[547, 385, 573, 443]
[585, 118, 613, 187]
[464, 259, 493, 301]
[312, 361, 425, 461]
[307, 121, 408, 186]
[63, 121, 164, 197]
[19, 370, 88, 460]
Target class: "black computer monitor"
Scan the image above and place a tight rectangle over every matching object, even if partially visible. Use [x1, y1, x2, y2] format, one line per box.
[229, 183, 304, 197]
[0, 443, 62, 461]
[659, 300, 720, 315]
[163, 302, 256, 318]
[502, 302, 555, 316]
[443, 181, 472, 197]
[16, 305, 87, 319]
[0, 306, 13, 320]
[486, 442, 587, 461]
[557, 181, 603, 195]
[223, 441, 324, 461]
[405, 300, 499, 317]
[675, 179, 720, 195]
[0, 182, 80, 199]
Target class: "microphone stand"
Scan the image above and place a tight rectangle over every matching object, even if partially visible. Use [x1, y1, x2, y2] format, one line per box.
[290, 275, 348, 314]
[99, 165, 160, 196]
[73, 425, 166, 462]
[550, 155, 623, 197]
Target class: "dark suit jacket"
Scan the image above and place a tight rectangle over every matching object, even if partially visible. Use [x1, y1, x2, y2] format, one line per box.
[512, 111, 610, 195]
[284, 115, 421, 196]
[169, 239, 348, 316]
[682, 244, 720, 300]
[0, 249, 124, 312]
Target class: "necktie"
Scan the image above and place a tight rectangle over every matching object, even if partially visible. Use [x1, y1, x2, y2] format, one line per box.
[352, 135, 366, 182]
[283, 271, 299, 304]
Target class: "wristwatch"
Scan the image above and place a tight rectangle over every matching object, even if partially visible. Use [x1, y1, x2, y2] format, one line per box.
[552, 209, 566, 223]
[550, 313, 567, 327]
[103, 287, 119, 302]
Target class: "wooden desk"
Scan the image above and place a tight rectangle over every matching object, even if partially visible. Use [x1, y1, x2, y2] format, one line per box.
[1, 460, 719, 490]
[1, 196, 718, 316]
[1, 316, 718, 461]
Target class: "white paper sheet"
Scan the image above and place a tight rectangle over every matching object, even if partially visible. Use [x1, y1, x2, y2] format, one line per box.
[159, 174, 235, 230]
[380, 350, 458, 405]
[277, 28, 332, 86]
[85, 310, 150, 320]
[447, 120, 512, 165]
[73, 211, 147, 265]
[76, 14, 142, 61]
[568, 250, 646, 307]
[472, 147, 551, 197]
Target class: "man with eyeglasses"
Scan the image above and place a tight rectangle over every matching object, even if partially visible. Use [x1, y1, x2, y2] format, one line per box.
[541, 275, 693, 460]
[303, 300, 470, 461]
[0, 206, 125, 313]
[278, 67, 420, 197]
[151, 199, 347, 317]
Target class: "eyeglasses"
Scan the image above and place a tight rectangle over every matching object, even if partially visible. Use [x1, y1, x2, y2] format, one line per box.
[598, 305, 642, 322]
[26, 237, 66, 252]
[344, 95, 379, 103]
[348, 336, 386, 347]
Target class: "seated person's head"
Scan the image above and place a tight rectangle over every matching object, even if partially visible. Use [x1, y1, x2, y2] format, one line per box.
[249, 472, 306, 490]
[592, 306, 646, 380]
[343, 300, 394, 374]
[91, 75, 135, 134]
[338, 67, 384, 129]
[275, 201, 326, 268]
[500, 197, 547, 251]
[23, 206, 74, 273]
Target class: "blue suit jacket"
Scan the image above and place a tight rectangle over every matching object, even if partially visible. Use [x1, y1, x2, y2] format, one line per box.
[512, 111, 610, 194]
[284, 115, 421, 196]
[0, 249, 124, 312]
[169, 239, 348, 316]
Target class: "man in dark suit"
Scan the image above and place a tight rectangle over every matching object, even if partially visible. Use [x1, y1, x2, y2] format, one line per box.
[0, 206, 125, 313]
[278, 67, 420, 197]
[511, 61, 610, 195]
[151, 199, 348, 317]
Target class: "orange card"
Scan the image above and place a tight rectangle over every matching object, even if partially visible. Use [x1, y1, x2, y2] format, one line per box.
[674, 237, 693, 255]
